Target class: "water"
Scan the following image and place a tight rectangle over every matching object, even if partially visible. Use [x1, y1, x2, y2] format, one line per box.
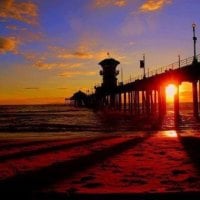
[163, 103, 200, 130]
[0, 103, 199, 133]
[0, 105, 103, 133]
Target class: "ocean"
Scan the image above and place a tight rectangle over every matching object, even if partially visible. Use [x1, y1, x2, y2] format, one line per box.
[0, 104, 103, 133]
[0, 103, 199, 133]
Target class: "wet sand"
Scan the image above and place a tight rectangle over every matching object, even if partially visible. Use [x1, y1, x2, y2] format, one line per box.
[0, 131, 200, 199]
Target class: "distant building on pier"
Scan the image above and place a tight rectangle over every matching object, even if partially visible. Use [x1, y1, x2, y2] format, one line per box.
[70, 90, 87, 106]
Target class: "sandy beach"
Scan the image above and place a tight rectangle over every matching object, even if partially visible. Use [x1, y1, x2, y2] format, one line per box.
[0, 130, 200, 199]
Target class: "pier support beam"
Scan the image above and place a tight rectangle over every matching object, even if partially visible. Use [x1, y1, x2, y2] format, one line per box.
[153, 90, 157, 113]
[111, 94, 115, 108]
[124, 92, 127, 112]
[142, 91, 145, 114]
[199, 80, 200, 114]
[146, 90, 150, 114]
[192, 81, 199, 119]
[174, 85, 180, 127]
[134, 91, 140, 114]
[130, 91, 133, 114]
[158, 87, 166, 118]
[128, 91, 131, 112]
[119, 92, 122, 111]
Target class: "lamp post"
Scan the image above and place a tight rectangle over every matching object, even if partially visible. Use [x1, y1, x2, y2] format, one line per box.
[192, 23, 197, 63]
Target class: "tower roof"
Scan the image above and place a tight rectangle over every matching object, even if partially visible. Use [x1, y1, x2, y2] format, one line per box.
[99, 58, 120, 66]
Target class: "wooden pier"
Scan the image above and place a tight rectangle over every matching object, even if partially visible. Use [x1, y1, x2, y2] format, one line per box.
[91, 55, 200, 121]
[71, 25, 200, 125]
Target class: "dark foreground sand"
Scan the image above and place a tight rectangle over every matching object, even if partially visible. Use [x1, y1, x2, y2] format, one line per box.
[0, 131, 200, 199]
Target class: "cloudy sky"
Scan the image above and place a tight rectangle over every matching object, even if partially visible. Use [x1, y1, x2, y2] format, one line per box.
[0, 0, 199, 104]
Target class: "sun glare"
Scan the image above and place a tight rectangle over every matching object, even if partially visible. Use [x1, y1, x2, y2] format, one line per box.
[163, 130, 178, 138]
[165, 84, 177, 102]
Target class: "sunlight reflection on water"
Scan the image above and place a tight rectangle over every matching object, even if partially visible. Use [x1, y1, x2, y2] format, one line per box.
[160, 130, 178, 138]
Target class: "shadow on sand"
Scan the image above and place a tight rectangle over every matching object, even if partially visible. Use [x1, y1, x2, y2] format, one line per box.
[0, 133, 153, 199]
[177, 132, 200, 174]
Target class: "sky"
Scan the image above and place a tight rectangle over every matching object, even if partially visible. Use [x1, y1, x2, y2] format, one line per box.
[0, 0, 200, 105]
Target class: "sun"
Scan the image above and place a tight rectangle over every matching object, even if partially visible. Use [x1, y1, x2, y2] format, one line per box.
[165, 84, 177, 102]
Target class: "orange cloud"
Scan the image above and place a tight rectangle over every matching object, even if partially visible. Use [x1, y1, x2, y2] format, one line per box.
[50, 41, 93, 59]
[55, 46, 113, 61]
[58, 49, 115, 61]
[51, 44, 104, 60]
[0, 0, 38, 24]
[114, 0, 127, 7]
[140, 0, 172, 12]
[58, 51, 94, 59]
[59, 71, 96, 78]
[0, 36, 18, 53]
[93, 0, 127, 8]
[34, 61, 82, 70]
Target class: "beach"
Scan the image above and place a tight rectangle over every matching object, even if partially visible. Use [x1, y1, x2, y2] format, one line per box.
[0, 104, 200, 199]
[0, 131, 200, 199]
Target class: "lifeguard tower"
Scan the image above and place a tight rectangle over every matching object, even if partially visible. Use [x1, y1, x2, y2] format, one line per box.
[97, 57, 120, 107]
[99, 58, 120, 91]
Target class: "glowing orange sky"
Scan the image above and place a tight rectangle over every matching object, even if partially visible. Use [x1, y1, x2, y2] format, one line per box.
[166, 83, 193, 103]
[0, 0, 199, 104]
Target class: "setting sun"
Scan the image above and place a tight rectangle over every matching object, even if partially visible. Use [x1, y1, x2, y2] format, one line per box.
[165, 84, 177, 102]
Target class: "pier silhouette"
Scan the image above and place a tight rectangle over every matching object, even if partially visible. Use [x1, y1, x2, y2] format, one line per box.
[71, 25, 200, 127]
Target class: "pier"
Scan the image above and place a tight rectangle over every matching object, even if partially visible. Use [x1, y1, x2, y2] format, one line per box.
[92, 55, 200, 118]
[71, 25, 200, 125]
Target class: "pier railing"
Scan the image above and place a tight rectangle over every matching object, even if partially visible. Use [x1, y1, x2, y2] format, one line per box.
[124, 54, 200, 84]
